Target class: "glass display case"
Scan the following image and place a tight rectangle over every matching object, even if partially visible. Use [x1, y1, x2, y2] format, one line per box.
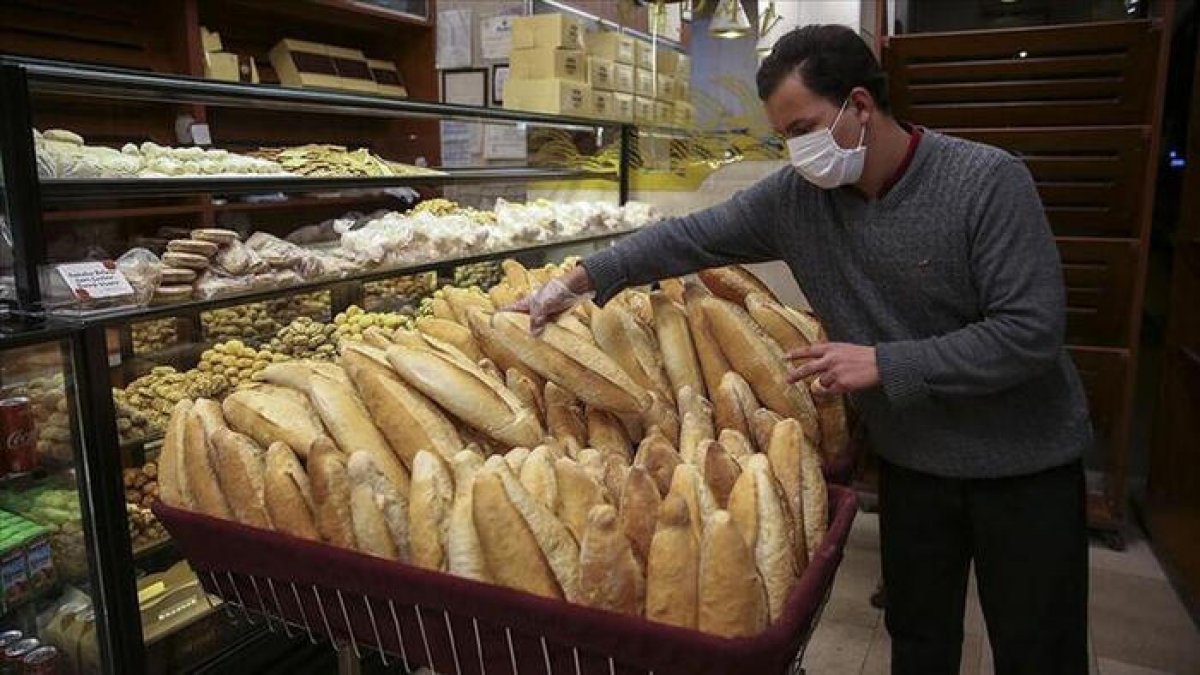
[0, 54, 654, 673]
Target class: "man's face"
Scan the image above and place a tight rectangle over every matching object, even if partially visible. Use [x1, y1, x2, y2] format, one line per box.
[765, 73, 863, 149]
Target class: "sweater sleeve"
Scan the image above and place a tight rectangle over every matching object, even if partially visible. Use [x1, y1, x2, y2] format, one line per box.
[876, 159, 1066, 407]
[581, 169, 786, 304]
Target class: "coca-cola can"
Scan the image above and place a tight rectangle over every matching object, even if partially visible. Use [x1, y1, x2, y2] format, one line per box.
[0, 397, 37, 475]
[20, 646, 59, 674]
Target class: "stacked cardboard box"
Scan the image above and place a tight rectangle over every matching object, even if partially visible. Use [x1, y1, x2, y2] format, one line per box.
[201, 26, 259, 84]
[504, 14, 592, 117]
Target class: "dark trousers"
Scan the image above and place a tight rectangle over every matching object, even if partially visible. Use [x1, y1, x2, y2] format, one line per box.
[879, 459, 1089, 675]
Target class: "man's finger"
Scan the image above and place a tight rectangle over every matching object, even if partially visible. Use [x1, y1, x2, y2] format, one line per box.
[786, 343, 828, 360]
[508, 296, 531, 313]
[788, 356, 830, 383]
[530, 313, 547, 336]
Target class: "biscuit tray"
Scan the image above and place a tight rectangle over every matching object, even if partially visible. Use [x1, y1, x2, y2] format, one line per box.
[154, 484, 857, 675]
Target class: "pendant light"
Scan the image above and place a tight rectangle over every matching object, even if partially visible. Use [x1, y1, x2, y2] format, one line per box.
[709, 0, 751, 39]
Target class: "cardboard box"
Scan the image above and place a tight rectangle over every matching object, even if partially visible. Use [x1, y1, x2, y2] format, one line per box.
[588, 57, 615, 91]
[512, 14, 583, 50]
[633, 96, 655, 123]
[368, 59, 408, 97]
[613, 63, 635, 94]
[635, 40, 654, 70]
[204, 51, 240, 82]
[673, 101, 694, 127]
[655, 49, 680, 74]
[591, 91, 615, 119]
[635, 68, 656, 97]
[200, 26, 223, 53]
[588, 31, 635, 65]
[505, 78, 592, 116]
[654, 99, 675, 125]
[270, 39, 342, 90]
[511, 47, 586, 83]
[612, 92, 635, 122]
[326, 44, 377, 92]
[656, 74, 676, 100]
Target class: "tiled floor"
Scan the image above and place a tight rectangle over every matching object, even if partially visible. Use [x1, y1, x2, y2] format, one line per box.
[804, 511, 1200, 674]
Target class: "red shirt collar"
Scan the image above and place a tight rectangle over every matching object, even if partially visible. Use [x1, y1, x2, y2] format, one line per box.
[878, 123, 923, 198]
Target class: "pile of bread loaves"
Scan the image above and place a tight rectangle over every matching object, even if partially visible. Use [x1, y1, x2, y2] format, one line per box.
[158, 263, 844, 639]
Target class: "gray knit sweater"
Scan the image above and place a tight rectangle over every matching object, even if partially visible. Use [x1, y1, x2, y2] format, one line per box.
[582, 130, 1092, 478]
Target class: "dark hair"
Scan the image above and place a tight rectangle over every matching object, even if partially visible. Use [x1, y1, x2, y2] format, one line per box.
[756, 25, 890, 113]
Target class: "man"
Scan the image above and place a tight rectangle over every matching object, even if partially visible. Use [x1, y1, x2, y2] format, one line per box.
[516, 24, 1092, 675]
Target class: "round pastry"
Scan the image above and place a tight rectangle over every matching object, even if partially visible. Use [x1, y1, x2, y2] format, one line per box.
[190, 228, 239, 246]
[160, 267, 198, 285]
[166, 239, 219, 257]
[151, 285, 194, 305]
[161, 251, 210, 270]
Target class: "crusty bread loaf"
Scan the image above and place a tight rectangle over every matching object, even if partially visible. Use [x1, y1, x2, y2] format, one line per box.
[784, 306, 825, 344]
[442, 287, 495, 326]
[506, 368, 546, 427]
[519, 446, 560, 512]
[700, 440, 742, 509]
[718, 429, 755, 464]
[386, 344, 544, 449]
[351, 484, 399, 559]
[209, 428, 271, 529]
[586, 407, 631, 460]
[473, 468, 562, 598]
[361, 326, 397, 350]
[699, 510, 769, 638]
[504, 446, 530, 474]
[651, 293, 706, 400]
[765, 418, 810, 567]
[700, 297, 820, 442]
[183, 402, 231, 519]
[476, 358, 502, 382]
[683, 282, 732, 397]
[590, 302, 675, 405]
[676, 385, 714, 464]
[576, 449, 609, 500]
[488, 312, 651, 415]
[308, 438, 355, 549]
[579, 504, 645, 616]
[619, 466, 662, 566]
[464, 309, 543, 386]
[750, 407, 783, 454]
[259, 361, 411, 493]
[341, 344, 462, 466]
[645, 493, 699, 629]
[697, 265, 777, 305]
[159, 400, 193, 509]
[447, 451, 491, 582]
[813, 382, 849, 465]
[601, 452, 631, 506]
[712, 372, 758, 443]
[346, 451, 410, 560]
[744, 293, 813, 355]
[640, 392, 680, 448]
[416, 317, 484, 362]
[544, 382, 587, 457]
[554, 457, 608, 543]
[799, 426, 828, 563]
[730, 455, 799, 622]
[668, 464, 718, 545]
[391, 328, 428, 349]
[659, 277, 686, 305]
[408, 450, 454, 570]
[633, 432, 681, 497]
[222, 386, 328, 461]
[264, 442, 319, 541]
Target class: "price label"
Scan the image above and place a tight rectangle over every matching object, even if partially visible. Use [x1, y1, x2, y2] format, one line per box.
[190, 123, 213, 146]
[56, 261, 134, 301]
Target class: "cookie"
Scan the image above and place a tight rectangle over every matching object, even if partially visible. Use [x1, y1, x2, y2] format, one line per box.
[166, 239, 219, 257]
[151, 285, 194, 305]
[190, 228, 239, 246]
[161, 251, 210, 270]
[159, 267, 198, 285]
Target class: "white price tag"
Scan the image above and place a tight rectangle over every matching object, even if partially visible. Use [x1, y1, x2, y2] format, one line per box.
[190, 123, 212, 146]
[56, 261, 134, 301]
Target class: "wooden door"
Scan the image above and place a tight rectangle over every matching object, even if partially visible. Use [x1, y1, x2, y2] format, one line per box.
[1145, 35, 1200, 613]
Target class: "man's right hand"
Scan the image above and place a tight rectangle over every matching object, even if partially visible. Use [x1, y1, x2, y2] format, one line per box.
[507, 266, 594, 335]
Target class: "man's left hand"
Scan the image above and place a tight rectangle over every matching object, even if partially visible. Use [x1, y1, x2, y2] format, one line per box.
[786, 343, 880, 394]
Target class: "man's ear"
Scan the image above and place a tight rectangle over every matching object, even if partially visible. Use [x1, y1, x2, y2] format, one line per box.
[849, 86, 874, 125]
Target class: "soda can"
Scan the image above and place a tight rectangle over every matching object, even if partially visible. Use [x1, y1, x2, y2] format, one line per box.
[21, 646, 59, 674]
[1, 639, 38, 673]
[0, 398, 37, 475]
[0, 634, 20, 654]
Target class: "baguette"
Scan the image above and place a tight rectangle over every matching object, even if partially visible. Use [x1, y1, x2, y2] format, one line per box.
[620, 290, 655, 328]
[784, 306, 825, 344]
[586, 407, 631, 460]
[386, 344, 544, 449]
[712, 372, 758, 443]
[519, 446, 560, 513]
[697, 265, 777, 305]
[799, 425, 828, 562]
[347, 451, 411, 560]
[391, 328, 427, 349]
[744, 293, 812, 354]
[209, 428, 271, 528]
[813, 382, 849, 465]
[659, 278, 686, 305]
[408, 450, 454, 570]
[183, 402, 231, 519]
[464, 309, 543, 386]
[619, 466, 662, 566]
[441, 287, 494, 325]
[676, 385, 714, 464]
[750, 408, 783, 454]
[159, 400, 193, 509]
[700, 297, 820, 442]
[544, 382, 587, 457]
[488, 312, 651, 415]
[765, 418, 811, 567]
[700, 440, 742, 509]
[222, 386, 328, 460]
[698, 510, 769, 638]
[350, 483, 399, 559]
[718, 429, 755, 464]
[264, 442, 319, 541]
[576, 449, 610, 501]
[640, 392, 680, 448]
[340, 344, 462, 465]
[477, 358, 503, 382]
[683, 282, 732, 396]
[504, 447, 531, 474]
[651, 293, 705, 400]
[645, 493, 699, 629]
[579, 505, 645, 616]
[506, 368, 546, 427]
[554, 457, 608, 543]
[473, 468, 562, 598]
[590, 302, 674, 405]
[667, 464, 718, 545]
[633, 432, 681, 498]
[308, 438, 355, 549]
[601, 452, 631, 507]
[416, 317, 484, 362]
[258, 362, 411, 493]
[728, 455, 799, 622]
[446, 451, 490, 582]
[361, 326, 397, 350]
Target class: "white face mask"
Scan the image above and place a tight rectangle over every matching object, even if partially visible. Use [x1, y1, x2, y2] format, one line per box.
[786, 99, 867, 189]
